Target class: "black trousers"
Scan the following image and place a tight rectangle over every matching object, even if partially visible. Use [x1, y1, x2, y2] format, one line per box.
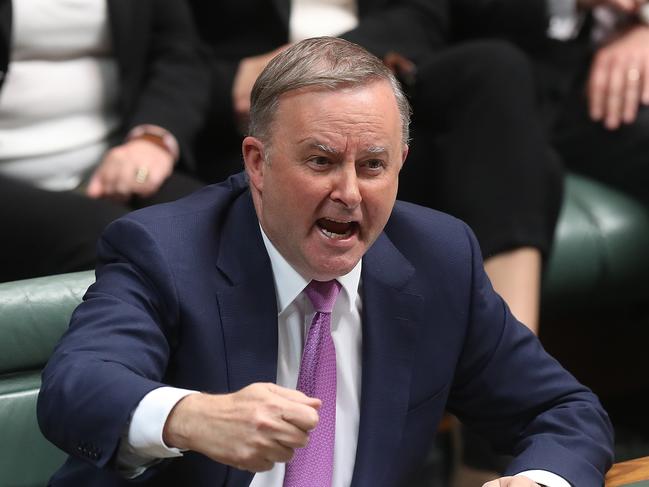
[0, 171, 203, 282]
[399, 40, 563, 258]
[197, 40, 563, 260]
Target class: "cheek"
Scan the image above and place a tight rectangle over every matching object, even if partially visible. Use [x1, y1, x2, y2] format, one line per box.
[364, 185, 397, 220]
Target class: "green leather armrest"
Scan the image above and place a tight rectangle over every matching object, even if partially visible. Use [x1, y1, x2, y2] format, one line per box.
[0, 271, 95, 373]
[0, 271, 94, 487]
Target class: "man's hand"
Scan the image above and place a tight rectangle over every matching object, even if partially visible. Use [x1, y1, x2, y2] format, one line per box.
[588, 24, 649, 130]
[163, 383, 321, 472]
[232, 45, 290, 130]
[86, 139, 174, 202]
[483, 476, 543, 486]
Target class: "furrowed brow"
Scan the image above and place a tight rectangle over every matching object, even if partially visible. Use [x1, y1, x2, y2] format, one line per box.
[312, 143, 339, 154]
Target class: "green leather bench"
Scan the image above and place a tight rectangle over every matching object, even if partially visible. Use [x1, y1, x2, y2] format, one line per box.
[1, 173, 647, 486]
[0, 271, 94, 487]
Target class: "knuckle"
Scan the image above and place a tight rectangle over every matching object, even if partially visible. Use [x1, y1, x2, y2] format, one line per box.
[255, 415, 274, 432]
[239, 446, 259, 466]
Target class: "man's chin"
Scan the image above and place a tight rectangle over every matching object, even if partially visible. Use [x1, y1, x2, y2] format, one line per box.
[306, 256, 361, 281]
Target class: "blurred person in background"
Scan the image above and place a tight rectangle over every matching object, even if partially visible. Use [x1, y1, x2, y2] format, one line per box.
[0, 0, 208, 282]
[450, 0, 649, 206]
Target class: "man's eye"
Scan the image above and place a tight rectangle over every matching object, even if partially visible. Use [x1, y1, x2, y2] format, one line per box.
[308, 156, 330, 167]
[365, 159, 385, 170]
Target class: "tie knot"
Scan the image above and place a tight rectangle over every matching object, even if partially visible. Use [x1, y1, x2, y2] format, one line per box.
[304, 280, 341, 313]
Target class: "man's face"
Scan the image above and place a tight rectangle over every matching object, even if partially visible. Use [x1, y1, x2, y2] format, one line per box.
[244, 80, 408, 281]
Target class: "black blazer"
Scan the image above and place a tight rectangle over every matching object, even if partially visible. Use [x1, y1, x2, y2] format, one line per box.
[0, 0, 209, 168]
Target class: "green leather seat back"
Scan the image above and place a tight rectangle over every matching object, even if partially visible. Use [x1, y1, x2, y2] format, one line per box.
[0, 271, 94, 487]
[543, 174, 649, 310]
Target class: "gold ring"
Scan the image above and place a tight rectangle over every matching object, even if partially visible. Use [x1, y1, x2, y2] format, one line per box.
[627, 67, 641, 82]
[134, 166, 149, 184]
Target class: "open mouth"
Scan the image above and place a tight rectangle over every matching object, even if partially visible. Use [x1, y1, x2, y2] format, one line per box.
[316, 218, 358, 239]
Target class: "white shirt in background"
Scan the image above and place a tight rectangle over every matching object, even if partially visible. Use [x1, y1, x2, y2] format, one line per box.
[0, 0, 119, 190]
[289, 0, 359, 42]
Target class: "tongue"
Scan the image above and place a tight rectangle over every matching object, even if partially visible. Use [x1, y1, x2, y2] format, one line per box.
[318, 218, 352, 234]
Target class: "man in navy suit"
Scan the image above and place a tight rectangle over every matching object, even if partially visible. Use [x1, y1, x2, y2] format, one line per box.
[38, 37, 613, 487]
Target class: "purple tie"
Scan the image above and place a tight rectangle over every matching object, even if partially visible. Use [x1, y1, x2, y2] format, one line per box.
[283, 279, 341, 487]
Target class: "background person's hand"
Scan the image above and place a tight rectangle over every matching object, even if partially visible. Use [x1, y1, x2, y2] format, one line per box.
[232, 45, 290, 130]
[86, 139, 174, 202]
[483, 475, 543, 486]
[587, 24, 649, 130]
[163, 383, 321, 472]
[577, 0, 644, 14]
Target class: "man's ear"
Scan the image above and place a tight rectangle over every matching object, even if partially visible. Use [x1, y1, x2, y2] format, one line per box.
[242, 136, 266, 192]
[400, 144, 409, 170]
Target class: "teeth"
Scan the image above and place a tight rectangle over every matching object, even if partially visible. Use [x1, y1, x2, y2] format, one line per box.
[317, 217, 355, 238]
[320, 227, 353, 239]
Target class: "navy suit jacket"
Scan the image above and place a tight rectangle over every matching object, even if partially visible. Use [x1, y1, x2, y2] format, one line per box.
[38, 173, 613, 486]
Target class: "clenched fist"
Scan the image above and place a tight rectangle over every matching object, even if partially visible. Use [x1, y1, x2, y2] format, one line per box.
[163, 383, 321, 472]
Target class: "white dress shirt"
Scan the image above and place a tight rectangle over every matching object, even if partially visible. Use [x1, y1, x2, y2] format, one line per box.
[119, 227, 569, 487]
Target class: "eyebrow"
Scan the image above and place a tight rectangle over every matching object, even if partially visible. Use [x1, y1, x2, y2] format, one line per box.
[312, 143, 338, 154]
[305, 140, 388, 155]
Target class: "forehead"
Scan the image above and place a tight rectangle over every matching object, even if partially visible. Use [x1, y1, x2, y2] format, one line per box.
[271, 81, 402, 149]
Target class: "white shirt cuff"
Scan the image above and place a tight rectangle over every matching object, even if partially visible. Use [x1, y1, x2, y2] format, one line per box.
[116, 386, 199, 477]
[128, 386, 198, 456]
[517, 469, 572, 487]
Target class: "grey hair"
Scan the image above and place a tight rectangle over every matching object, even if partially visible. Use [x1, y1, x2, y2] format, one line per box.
[248, 37, 411, 146]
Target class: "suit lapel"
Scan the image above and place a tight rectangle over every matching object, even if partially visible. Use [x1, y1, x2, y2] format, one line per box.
[214, 191, 278, 487]
[351, 233, 423, 487]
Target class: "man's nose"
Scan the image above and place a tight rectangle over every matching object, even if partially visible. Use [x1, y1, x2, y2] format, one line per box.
[330, 164, 362, 208]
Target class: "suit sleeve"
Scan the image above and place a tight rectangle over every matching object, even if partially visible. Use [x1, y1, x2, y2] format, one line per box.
[341, 0, 450, 63]
[447, 225, 613, 486]
[37, 217, 180, 469]
[122, 0, 210, 168]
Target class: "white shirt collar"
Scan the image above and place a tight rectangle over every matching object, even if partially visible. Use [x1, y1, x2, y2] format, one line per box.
[259, 225, 362, 314]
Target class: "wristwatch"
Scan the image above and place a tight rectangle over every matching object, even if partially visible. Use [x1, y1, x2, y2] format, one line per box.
[127, 125, 180, 162]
